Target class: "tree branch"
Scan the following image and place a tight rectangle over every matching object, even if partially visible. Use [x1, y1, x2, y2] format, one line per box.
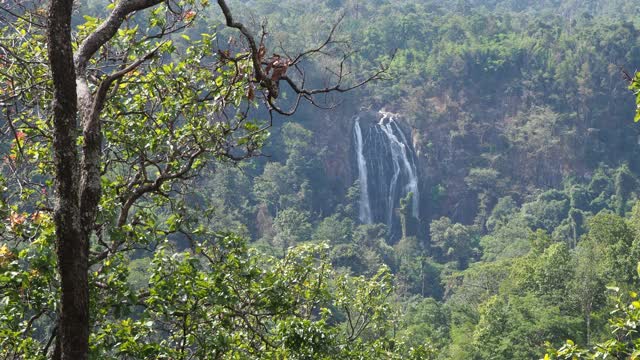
[74, 0, 165, 72]
[217, 0, 278, 98]
[216, 0, 391, 114]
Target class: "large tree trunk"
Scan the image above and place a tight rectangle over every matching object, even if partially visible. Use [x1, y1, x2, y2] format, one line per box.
[47, 0, 89, 359]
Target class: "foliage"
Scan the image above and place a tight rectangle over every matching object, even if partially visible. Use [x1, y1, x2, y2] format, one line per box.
[430, 217, 478, 269]
[546, 269, 640, 360]
[4, 0, 640, 358]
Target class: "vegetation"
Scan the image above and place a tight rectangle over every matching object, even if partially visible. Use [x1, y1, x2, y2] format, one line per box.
[3, 0, 640, 359]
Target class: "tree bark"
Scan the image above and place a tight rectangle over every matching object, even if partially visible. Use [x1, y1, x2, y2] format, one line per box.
[47, 0, 89, 359]
[46, 2, 171, 358]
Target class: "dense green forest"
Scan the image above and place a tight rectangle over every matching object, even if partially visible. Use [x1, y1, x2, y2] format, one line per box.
[3, 0, 640, 358]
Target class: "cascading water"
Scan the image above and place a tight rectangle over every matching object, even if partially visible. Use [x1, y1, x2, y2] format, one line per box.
[354, 118, 373, 224]
[352, 110, 420, 241]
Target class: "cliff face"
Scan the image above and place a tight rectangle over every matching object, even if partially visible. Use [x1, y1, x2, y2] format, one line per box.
[299, 13, 640, 228]
[320, 112, 355, 185]
[312, 75, 639, 229]
[230, 0, 640, 237]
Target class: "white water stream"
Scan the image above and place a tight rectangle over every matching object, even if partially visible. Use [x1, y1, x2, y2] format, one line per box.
[353, 110, 420, 235]
[378, 111, 419, 219]
[354, 118, 373, 224]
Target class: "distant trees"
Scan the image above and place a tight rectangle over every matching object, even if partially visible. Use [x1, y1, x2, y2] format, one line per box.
[253, 123, 322, 218]
[547, 271, 640, 359]
[442, 202, 640, 358]
[430, 217, 478, 269]
[273, 208, 312, 252]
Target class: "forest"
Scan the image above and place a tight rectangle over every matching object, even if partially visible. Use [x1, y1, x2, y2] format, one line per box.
[3, 0, 640, 359]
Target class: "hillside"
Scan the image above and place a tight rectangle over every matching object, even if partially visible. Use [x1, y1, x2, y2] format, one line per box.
[3, 0, 640, 358]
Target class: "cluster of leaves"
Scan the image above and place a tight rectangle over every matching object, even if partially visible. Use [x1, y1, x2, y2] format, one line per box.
[88, 235, 401, 359]
[0, 202, 414, 359]
[0, 198, 57, 359]
[629, 71, 640, 122]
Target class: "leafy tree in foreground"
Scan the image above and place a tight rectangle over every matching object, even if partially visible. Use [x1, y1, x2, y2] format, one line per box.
[0, 0, 386, 358]
[0, 226, 414, 359]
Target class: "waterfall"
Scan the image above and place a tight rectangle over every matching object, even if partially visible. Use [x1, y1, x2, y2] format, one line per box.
[352, 110, 420, 241]
[378, 111, 420, 219]
[354, 118, 373, 224]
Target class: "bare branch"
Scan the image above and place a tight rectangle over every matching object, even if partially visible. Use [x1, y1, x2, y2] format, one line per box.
[0, 3, 46, 28]
[217, 0, 278, 98]
[290, 13, 345, 66]
[5, 106, 25, 160]
[621, 67, 635, 83]
[216, 0, 391, 113]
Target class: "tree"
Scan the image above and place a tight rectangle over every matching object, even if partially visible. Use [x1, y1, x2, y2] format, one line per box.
[473, 293, 580, 359]
[272, 208, 312, 253]
[429, 217, 478, 269]
[1, 0, 386, 358]
[506, 233, 573, 306]
[485, 195, 517, 232]
[253, 123, 322, 217]
[584, 212, 636, 285]
[571, 238, 605, 345]
[522, 190, 570, 232]
[314, 213, 354, 244]
[254, 162, 300, 215]
[546, 267, 640, 360]
[397, 297, 449, 352]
